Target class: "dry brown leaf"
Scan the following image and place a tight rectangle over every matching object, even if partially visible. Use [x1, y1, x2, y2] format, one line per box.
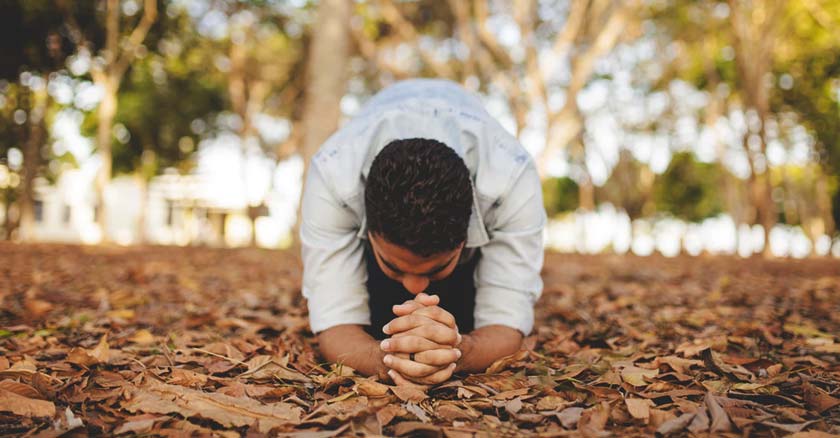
[390, 384, 428, 403]
[66, 334, 110, 367]
[128, 329, 156, 345]
[124, 379, 301, 432]
[654, 355, 704, 374]
[705, 393, 733, 432]
[0, 387, 56, 417]
[649, 408, 677, 429]
[536, 395, 572, 411]
[241, 355, 310, 383]
[376, 404, 406, 427]
[787, 432, 840, 438]
[624, 398, 653, 421]
[393, 421, 439, 436]
[802, 381, 840, 414]
[435, 403, 473, 422]
[578, 401, 610, 434]
[169, 368, 209, 387]
[403, 402, 430, 423]
[504, 397, 523, 415]
[0, 379, 43, 399]
[556, 406, 584, 429]
[702, 349, 755, 381]
[619, 365, 658, 387]
[112, 415, 167, 435]
[655, 412, 694, 436]
[353, 379, 390, 397]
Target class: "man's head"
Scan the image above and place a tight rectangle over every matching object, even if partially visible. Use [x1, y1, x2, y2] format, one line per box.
[365, 138, 473, 294]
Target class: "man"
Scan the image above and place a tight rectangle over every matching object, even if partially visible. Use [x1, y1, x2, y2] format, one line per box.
[300, 79, 545, 385]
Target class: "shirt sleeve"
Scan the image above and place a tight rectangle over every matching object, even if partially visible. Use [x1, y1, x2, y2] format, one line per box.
[299, 163, 370, 333]
[473, 162, 546, 335]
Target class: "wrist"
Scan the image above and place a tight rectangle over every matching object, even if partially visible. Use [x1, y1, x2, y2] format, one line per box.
[454, 333, 474, 372]
[370, 340, 390, 381]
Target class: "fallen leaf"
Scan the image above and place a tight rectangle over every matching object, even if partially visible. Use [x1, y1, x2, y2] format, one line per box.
[620, 365, 658, 387]
[403, 402, 430, 423]
[0, 387, 55, 417]
[240, 355, 310, 383]
[802, 381, 840, 414]
[0, 379, 43, 399]
[124, 379, 301, 432]
[435, 403, 473, 422]
[649, 408, 677, 429]
[353, 379, 390, 397]
[376, 404, 405, 427]
[393, 421, 439, 436]
[128, 329, 156, 345]
[625, 398, 654, 421]
[702, 349, 754, 381]
[390, 384, 428, 403]
[556, 407, 584, 429]
[67, 334, 110, 367]
[655, 412, 694, 436]
[536, 395, 572, 411]
[505, 397, 523, 415]
[705, 393, 732, 433]
[578, 401, 610, 434]
[112, 415, 166, 435]
[654, 356, 704, 374]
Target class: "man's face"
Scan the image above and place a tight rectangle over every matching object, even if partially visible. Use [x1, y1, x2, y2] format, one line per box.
[368, 232, 464, 295]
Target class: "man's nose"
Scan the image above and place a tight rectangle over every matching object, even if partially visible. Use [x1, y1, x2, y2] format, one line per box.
[402, 275, 429, 295]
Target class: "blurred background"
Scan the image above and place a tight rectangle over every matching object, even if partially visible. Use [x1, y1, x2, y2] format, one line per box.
[1, 0, 839, 258]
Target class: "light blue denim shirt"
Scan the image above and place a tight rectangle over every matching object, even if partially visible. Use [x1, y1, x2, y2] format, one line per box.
[300, 79, 546, 335]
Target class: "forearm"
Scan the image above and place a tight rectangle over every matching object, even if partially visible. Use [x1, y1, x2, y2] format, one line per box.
[456, 325, 523, 373]
[317, 324, 388, 379]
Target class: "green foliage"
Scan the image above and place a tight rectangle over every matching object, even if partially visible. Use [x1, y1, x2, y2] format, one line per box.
[653, 152, 723, 222]
[111, 56, 226, 177]
[542, 176, 579, 217]
[598, 150, 655, 219]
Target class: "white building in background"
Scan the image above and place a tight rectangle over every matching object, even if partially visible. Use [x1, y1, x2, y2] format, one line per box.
[29, 169, 288, 248]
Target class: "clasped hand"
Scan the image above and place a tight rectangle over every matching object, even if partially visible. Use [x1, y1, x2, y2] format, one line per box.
[380, 293, 461, 385]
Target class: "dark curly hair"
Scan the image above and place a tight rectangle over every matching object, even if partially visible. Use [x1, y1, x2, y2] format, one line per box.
[365, 138, 473, 257]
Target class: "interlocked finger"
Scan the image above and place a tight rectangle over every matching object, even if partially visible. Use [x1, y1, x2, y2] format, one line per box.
[384, 354, 444, 378]
[393, 323, 459, 346]
[411, 306, 457, 328]
[381, 335, 446, 353]
[413, 348, 461, 366]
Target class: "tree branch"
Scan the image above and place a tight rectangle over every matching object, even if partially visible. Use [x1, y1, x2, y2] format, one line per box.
[377, 0, 454, 78]
[113, 0, 159, 80]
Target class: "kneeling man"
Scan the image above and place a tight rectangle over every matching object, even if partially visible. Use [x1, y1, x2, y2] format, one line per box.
[300, 79, 546, 385]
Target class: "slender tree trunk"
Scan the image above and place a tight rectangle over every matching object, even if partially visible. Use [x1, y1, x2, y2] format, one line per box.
[294, 0, 351, 239]
[816, 172, 835, 237]
[90, 0, 157, 243]
[578, 172, 595, 211]
[95, 79, 117, 241]
[19, 88, 48, 241]
[135, 175, 147, 245]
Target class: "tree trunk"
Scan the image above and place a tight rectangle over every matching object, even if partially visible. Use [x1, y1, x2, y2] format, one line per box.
[578, 172, 595, 212]
[135, 175, 147, 245]
[95, 79, 117, 242]
[299, 0, 351, 166]
[294, 0, 351, 238]
[19, 88, 48, 241]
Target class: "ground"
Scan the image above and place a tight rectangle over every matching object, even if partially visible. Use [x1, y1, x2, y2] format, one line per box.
[1, 243, 839, 437]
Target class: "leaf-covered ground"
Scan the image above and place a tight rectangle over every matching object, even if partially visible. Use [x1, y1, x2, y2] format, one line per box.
[1, 243, 839, 437]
